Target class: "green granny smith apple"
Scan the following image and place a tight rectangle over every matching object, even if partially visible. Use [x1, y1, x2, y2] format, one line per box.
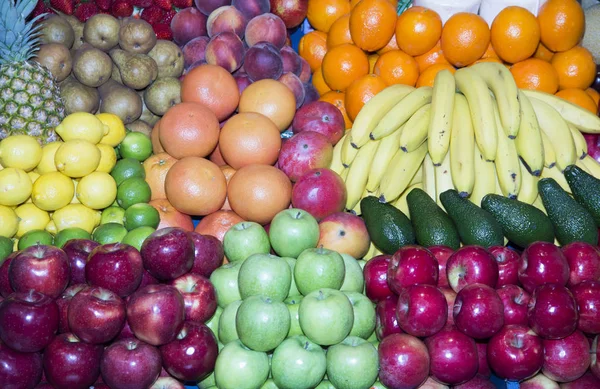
[223, 222, 271, 262]
[214, 340, 269, 389]
[299, 288, 354, 346]
[326, 336, 379, 389]
[271, 335, 327, 389]
[269, 209, 319, 258]
[283, 257, 300, 297]
[238, 253, 291, 301]
[285, 295, 304, 337]
[345, 291, 377, 339]
[218, 300, 243, 345]
[340, 253, 365, 293]
[209, 261, 242, 308]
[205, 306, 222, 340]
[236, 295, 291, 352]
[260, 378, 280, 389]
[294, 247, 346, 295]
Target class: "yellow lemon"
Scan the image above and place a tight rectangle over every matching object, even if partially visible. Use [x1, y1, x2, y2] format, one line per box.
[28, 171, 40, 184]
[0, 135, 42, 171]
[55, 112, 109, 144]
[36, 141, 63, 174]
[97, 113, 126, 147]
[96, 143, 118, 173]
[54, 140, 101, 178]
[76, 172, 117, 210]
[45, 220, 58, 235]
[52, 204, 101, 234]
[0, 205, 18, 238]
[32, 172, 74, 211]
[14, 203, 50, 238]
[0, 168, 32, 206]
[71, 179, 80, 204]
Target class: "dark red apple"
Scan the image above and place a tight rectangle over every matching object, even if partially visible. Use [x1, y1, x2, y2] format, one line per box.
[56, 283, 86, 334]
[528, 284, 578, 339]
[0, 252, 16, 298]
[592, 337, 600, 379]
[291, 101, 345, 144]
[453, 284, 504, 339]
[378, 333, 430, 389]
[497, 284, 531, 326]
[375, 295, 402, 341]
[0, 340, 43, 388]
[396, 284, 447, 337]
[277, 131, 334, 182]
[291, 168, 347, 221]
[561, 242, 600, 286]
[446, 246, 498, 292]
[425, 328, 478, 385]
[86, 243, 144, 297]
[43, 332, 104, 388]
[454, 375, 496, 389]
[0, 291, 58, 352]
[117, 319, 135, 340]
[363, 254, 394, 302]
[571, 281, 600, 334]
[62, 239, 100, 286]
[100, 338, 162, 389]
[170, 273, 217, 323]
[476, 341, 491, 378]
[542, 330, 590, 382]
[140, 270, 160, 288]
[560, 371, 600, 389]
[188, 232, 224, 278]
[387, 245, 439, 294]
[488, 245, 520, 287]
[487, 324, 544, 381]
[428, 245, 454, 288]
[439, 287, 457, 329]
[140, 228, 195, 281]
[519, 242, 570, 293]
[9, 245, 70, 299]
[68, 286, 126, 344]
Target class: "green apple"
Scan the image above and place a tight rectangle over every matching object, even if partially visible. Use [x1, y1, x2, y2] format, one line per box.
[260, 379, 279, 389]
[326, 336, 379, 389]
[299, 288, 354, 346]
[314, 380, 336, 389]
[271, 335, 327, 389]
[269, 209, 319, 258]
[198, 372, 216, 388]
[210, 261, 243, 308]
[283, 257, 300, 296]
[344, 292, 376, 339]
[238, 253, 291, 302]
[340, 253, 365, 293]
[223, 222, 271, 262]
[357, 259, 367, 270]
[367, 329, 378, 343]
[285, 295, 304, 337]
[236, 295, 291, 352]
[294, 247, 346, 295]
[206, 306, 223, 339]
[218, 300, 243, 344]
[214, 339, 269, 389]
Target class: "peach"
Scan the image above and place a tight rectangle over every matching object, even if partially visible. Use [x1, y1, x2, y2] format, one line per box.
[234, 74, 252, 95]
[303, 83, 319, 106]
[182, 36, 210, 69]
[170, 7, 208, 46]
[270, 0, 308, 29]
[318, 212, 371, 259]
[194, 0, 231, 16]
[244, 13, 287, 49]
[280, 45, 302, 76]
[205, 32, 245, 73]
[278, 72, 305, 108]
[244, 41, 283, 81]
[206, 6, 248, 38]
[184, 60, 206, 76]
[298, 57, 311, 83]
[232, 0, 269, 19]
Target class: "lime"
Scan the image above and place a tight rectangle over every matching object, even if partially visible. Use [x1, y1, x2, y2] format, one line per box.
[15, 203, 50, 238]
[96, 143, 118, 173]
[119, 132, 153, 162]
[121, 226, 155, 251]
[114, 146, 121, 160]
[92, 223, 128, 245]
[53, 204, 101, 234]
[97, 113, 126, 147]
[76, 172, 117, 210]
[110, 158, 145, 186]
[123, 203, 160, 231]
[36, 141, 62, 174]
[0, 205, 18, 238]
[55, 112, 108, 144]
[31, 172, 74, 211]
[18, 229, 54, 250]
[55, 140, 101, 178]
[54, 227, 92, 248]
[117, 177, 151, 209]
[0, 135, 42, 171]
[0, 236, 13, 263]
[0, 168, 32, 206]
[101, 206, 125, 225]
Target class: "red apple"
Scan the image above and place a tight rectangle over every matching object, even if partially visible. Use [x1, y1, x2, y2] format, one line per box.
[317, 212, 371, 259]
[387, 245, 439, 294]
[100, 338, 162, 389]
[363, 254, 394, 302]
[488, 245, 520, 287]
[376, 295, 402, 341]
[561, 242, 600, 287]
[277, 131, 333, 182]
[141, 228, 195, 281]
[86, 243, 144, 297]
[571, 281, 600, 334]
[140, 270, 160, 288]
[0, 340, 43, 388]
[0, 252, 17, 297]
[440, 287, 457, 329]
[453, 376, 496, 389]
[497, 284, 531, 326]
[592, 337, 600, 379]
[127, 284, 185, 346]
[188, 232, 224, 278]
[62, 239, 100, 286]
[9, 245, 70, 299]
[560, 371, 600, 389]
[149, 199, 195, 232]
[170, 273, 217, 323]
[117, 319, 136, 340]
[528, 284, 578, 339]
[542, 330, 590, 382]
[453, 284, 504, 339]
[428, 245, 454, 288]
[291, 101, 345, 144]
[425, 328, 478, 385]
[43, 332, 104, 388]
[56, 283, 86, 334]
[476, 341, 491, 378]
[488, 324, 544, 381]
[519, 242, 570, 293]
[520, 373, 560, 389]
[446, 246, 499, 292]
[291, 168, 347, 221]
[378, 333, 430, 389]
[396, 284, 447, 337]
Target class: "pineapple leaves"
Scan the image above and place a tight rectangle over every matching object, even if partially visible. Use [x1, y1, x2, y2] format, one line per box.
[15, 0, 38, 19]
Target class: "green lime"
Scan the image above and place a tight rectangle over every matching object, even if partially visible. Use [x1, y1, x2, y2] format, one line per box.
[122, 226, 155, 251]
[54, 227, 92, 248]
[110, 158, 145, 186]
[119, 132, 153, 162]
[123, 203, 160, 231]
[18, 229, 54, 250]
[114, 146, 121, 160]
[92, 223, 128, 245]
[101, 206, 126, 225]
[117, 177, 152, 209]
[0, 236, 14, 263]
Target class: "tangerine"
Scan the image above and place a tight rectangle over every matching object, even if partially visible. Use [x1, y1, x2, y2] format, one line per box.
[307, 0, 351, 33]
[143, 152, 178, 201]
[538, 0, 585, 53]
[327, 14, 353, 48]
[395, 6, 442, 57]
[441, 12, 490, 68]
[373, 49, 420, 86]
[510, 58, 560, 94]
[414, 40, 451, 72]
[321, 43, 370, 91]
[312, 66, 332, 95]
[551, 46, 596, 90]
[349, 0, 397, 52]
[344, 74, 387, 121]
[555, 88, 598, 113]
[416, 63, 456, 88]
[490, 6, 540, 64]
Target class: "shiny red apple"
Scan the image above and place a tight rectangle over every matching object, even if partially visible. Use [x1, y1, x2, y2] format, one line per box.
[188, 232, 224, 278]
[140, 228, 195, 281]
[428, 245, 454, 288]
[453, 284, 504, 339]
[9, 245, 70, 299]
[446, 246, 498, 292]
[62, 239, 99, 285]
[378, 333, 430, 389]
[56, 283, 86, 334]
[542, 330, 591, 383]
[170, 273, 217, 323]
[571, 281, 600, 334]
[440, 287, 457, 329]
[291, 101, 345, 144]
[0, 340, 43, 388]
[497, 284, 531, 326]
[100, 338, 162, 389]
[561, 242, 600, 286]
[140, 270, 160, 288]
[487, 324, 544, 381]
[519, 242, 570, 293]
[454, 375, 496, 389]
[291, 168, 347, 221]
[528, 284, 578, 339]
[396, 284, 447, 337]
[488, 245, 520, 287]
[375, 295, 402, 341]
[85, 243, 144, 297]
[363, 254, 393, 302]
[387, 245, 439, 294]
[560, 371, 600, 389]
[425, 328, 478, 385]
[476, 341, 491, 378]
[0, 252, 16, 298]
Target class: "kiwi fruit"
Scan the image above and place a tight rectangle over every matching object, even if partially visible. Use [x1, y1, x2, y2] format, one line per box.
[110, 49, 158, 90]
[148, 40, 185, 78]
[99, 80, 143, 124]
[143, 77, 182, 116]
[127, 120, 153, 136]
[72, 43, 113, 87]
[39, 15, 75, 48]
[118, 18, 157, 54]
[35, 43, 72, 82]
[83, 14, 120, 52]
[60, 76, 100, 114]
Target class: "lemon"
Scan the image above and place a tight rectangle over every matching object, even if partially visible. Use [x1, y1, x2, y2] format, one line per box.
[55, 112, 109, 144]
[0, 205, 18, 238]
[32, 172, 74, 211]
[97, 113, 127, 147]
[54, 140, 101, 178]
[96, 143, 118, 173]
[76, 172, 117, 210]
[0, 168, 32, 206]
[71, 179, 80, 203]
[0, 135, 42, 171]
[28, 171, 41, 184]
[45, 220, 58, 235]
[53, 204, 102, 234]
[14, 203, 50, 238]
[36, 141, 63, 174]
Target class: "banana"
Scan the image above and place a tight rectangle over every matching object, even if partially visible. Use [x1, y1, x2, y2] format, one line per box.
[449, 93, 475, 197]
[470, 143, 497, 206]
[521, 89, 600, 134]
[568, 124, 588, 160]
[517, 158, 539, 204]
[409, 164, 423, 186]
[540, 131, 557, 169]
[427, 70, 456, 164]
[363, 242, 377, 261]
[515, 90, 544, 176]
[399, 104, 431, 153]
[454, 67, 498, 161]
[471, 62, 521, 138]
[575, 157, 592, 174]
[341, 130, 359, 166]
[344, 140, 381, 210]
[421, 152, 436, 200]
[540, 165, 571, 193]
[434, 149, 454, 209]
[340, 166, 349, 181]
[532, 195, 547, 215]
[494, 172, 504, 196]
[371, 87, 433, 141]
[330, 133, 346, 175]
[581, 155, 600, 178]
[351, 187, 376, 216]
[366, 125, 404, 192]
[493, 101, 521, 199]
[393, 183, 423, 216]
[529, 96, 576, 172]
[348, 84, 416, 149]
[377, 142, 428, 203]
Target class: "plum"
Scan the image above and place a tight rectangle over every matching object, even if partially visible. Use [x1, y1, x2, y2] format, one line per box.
[303, 83, 319, 106]
[298, 57, 311, 83]
[244, 13, 287, 49]
[182, 36, 210, 69]
[278, 72, 305, 109]
[280, 45, 302, 76]
[194, 0, 231, 16]
[171, 8, 208, 46]
[206, 5, 248, 38]
[205, 32, 245, 73]
[244, 41, 283, 81]
[232, 0, 269, 19]
[234, 74, 252, 95]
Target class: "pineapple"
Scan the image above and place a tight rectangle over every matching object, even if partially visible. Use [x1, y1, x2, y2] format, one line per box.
[0, 0, 65, 144]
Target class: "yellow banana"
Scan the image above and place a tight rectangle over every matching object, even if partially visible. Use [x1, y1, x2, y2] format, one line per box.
[575, 158, 592, 174]
[532, 195, 547, 215]
[341, 130, 359, 166]
[344, 140, 381, 210]
[393, 183, 423, 216]
[568, 124, 588, 160]
[434, 149, 454, 209]
[540, 131, 557, 169]
[517, 158, 539, 204]
[449, 93, 475, 197]
[421, 152, 436, 200]
[493, 101, 521, 199]
[351, 187, 376, 216]
[409, 164, 423, 186]
[377, 142, 428, 203]
[330, 133, 346, 175]
[540, 165, 571, 193]
[399, 104, 431, 153]
[366, 125, 404, 192]
[428, 70, 456, 164]
[470, 143, 497, 206]
[363, 242, 377, 261]
[340, 166, 349, 181]
[515, 90, 544, 176]
[581, 155, 600, 178]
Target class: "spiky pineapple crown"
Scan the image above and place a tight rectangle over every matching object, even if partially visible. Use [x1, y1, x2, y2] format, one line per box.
[0, 0, 46, 64]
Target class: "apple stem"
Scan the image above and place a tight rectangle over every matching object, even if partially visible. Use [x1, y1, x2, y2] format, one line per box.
[511, 336, 524, 349]
[304, 341, 311, 350]
[177, 327, 188, 340]
[126, 340, 139, 351]
[294, 211, 303, 219]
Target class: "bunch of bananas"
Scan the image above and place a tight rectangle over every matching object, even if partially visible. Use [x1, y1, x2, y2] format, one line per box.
[330, 62, 600, 216]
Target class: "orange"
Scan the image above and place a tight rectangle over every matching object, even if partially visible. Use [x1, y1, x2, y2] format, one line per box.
[373, 50, 420, 86]
[538, 0, 584, 53]
[218, 112, 282, 169]
[490, 6, 540, 64]
[149, 198, 194, 232]
[159, 102, 220, 159]
[209, 143, 227, 166]
[414, 40, 451, 72]
[321, 43, 370, 91]
[351, 0, 397, 7]
[416, 63, 456, 88]
[377, 34, 399, 55]
[307, 0, 351, 33]
[349, 0, 397, 52]
[298, 31, 328, 72]
[194, 210, 244, 243]
[510, 58, 560, 94]
[227, 164, 292, 225]
[143, 152, 178, 201]
[534, 42, 555, 62]
[312, 66, 331, 95]
[344, 74, 387, 121]
[327, 14, 353, 48]
[180, 64, 239, 122]
[555, 88, 598, 113]
[551, 46, 596, 90]
[151, 120, 164, 154]
[320, 90, 353, 129]
[395, 6, 442, 57]
[470, 57, 505, 66]
[441, 12, 490, 68]
[368, 54, 379, 73]
[238, 79, 297, 131]
[586, 88, 600, 107]
[481, 43, 499, 59]
[165, 157, 227, 216]
[220, 165, 236, 211]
